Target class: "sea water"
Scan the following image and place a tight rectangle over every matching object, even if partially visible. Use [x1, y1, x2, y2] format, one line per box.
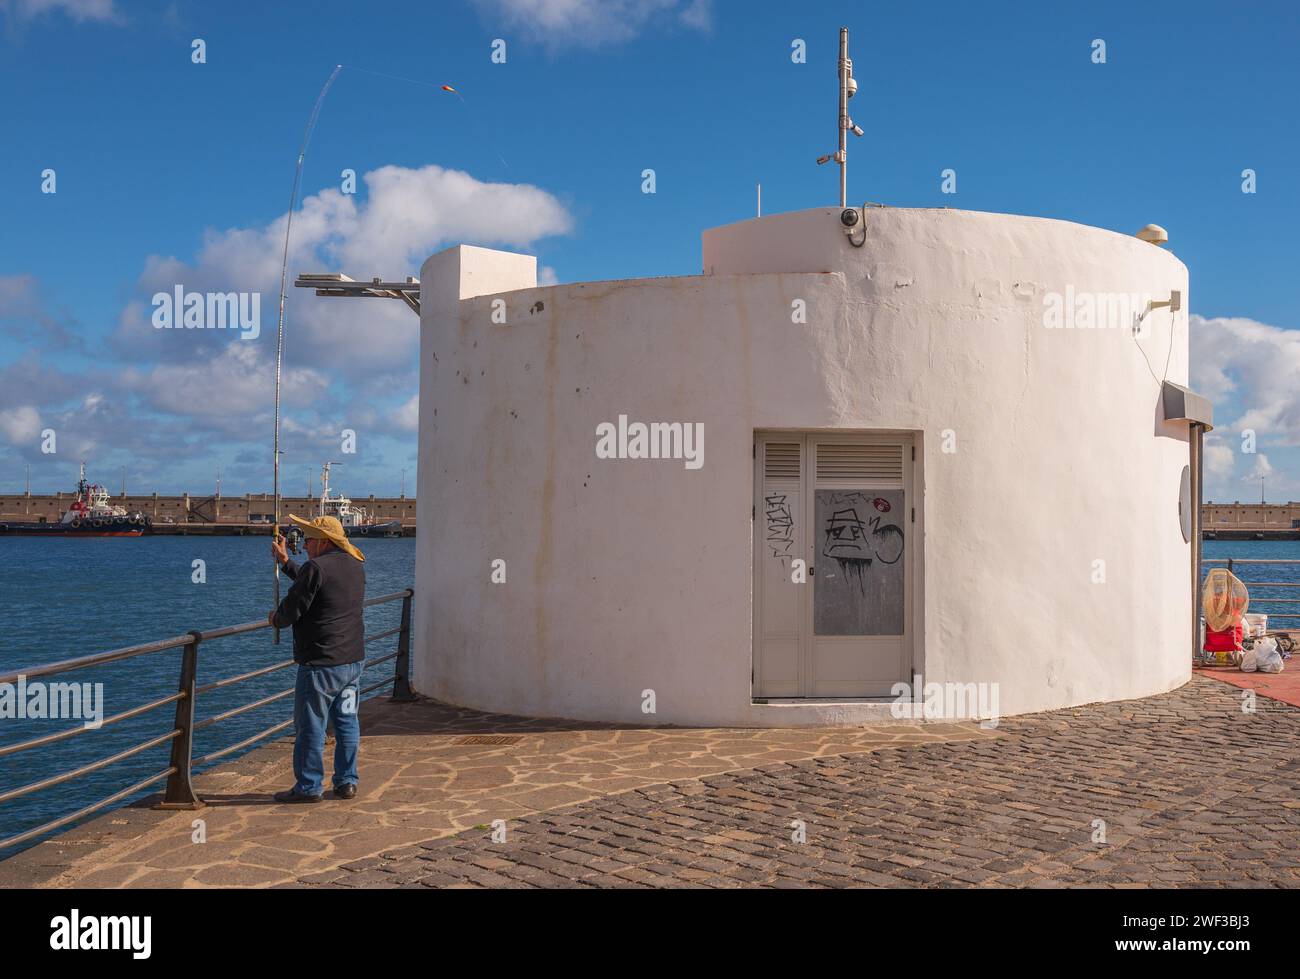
[0, 536, 1296, 858]
[0, 535, 414, 858]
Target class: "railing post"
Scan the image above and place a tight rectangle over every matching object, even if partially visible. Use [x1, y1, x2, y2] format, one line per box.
[391, 590, 416, 702]
[155, 631, 205, 809]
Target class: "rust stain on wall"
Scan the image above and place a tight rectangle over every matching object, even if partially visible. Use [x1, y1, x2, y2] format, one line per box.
[532, 303, 560, 699]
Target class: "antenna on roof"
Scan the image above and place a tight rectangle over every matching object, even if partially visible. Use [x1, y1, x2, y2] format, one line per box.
[816, 27, 862, 207]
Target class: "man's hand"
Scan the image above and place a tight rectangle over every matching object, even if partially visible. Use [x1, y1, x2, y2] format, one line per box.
[271, 533, 288, 565]
[268, 611, 278, 627]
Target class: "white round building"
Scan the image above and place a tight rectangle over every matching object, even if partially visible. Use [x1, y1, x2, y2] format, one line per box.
[411, 205, 1205, 726]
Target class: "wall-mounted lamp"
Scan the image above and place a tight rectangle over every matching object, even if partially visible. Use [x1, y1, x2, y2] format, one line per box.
[1133, 290, 1182, 336]
[1150, 289, 1182, 313]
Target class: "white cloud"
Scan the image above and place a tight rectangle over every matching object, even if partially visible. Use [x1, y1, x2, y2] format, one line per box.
[1243, 453, 1275, 480]
[122, 343, 330, 420]
[3, 163, 564, 485]
[0, 274, 36, 310]
[1191, 315, 1300, 447]
[471, 0, 712, 48]
[0, 404, 41, 444]
[1192, 314, 1300, 501]
[391, 394, 419, 434]
[120, 164, 572, 377]
[1, 0, 118, 23]
[0, 273, 78, 346]
[1204, 439, 1234, 481]
[342, 164, 573, 272]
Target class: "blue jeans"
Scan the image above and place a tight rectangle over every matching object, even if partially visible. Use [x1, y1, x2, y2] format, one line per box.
[292, 661, 364, 796]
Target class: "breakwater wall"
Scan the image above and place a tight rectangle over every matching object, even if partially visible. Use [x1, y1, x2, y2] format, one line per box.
[0, 493, 416, 527]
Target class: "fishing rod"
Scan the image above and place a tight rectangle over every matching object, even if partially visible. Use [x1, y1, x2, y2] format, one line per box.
[268, 65, 474, 641]
[272, 64, 341, 643]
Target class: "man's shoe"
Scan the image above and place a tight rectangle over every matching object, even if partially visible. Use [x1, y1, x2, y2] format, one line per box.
[273, 788, 323, 804]
[333, 783, 358, 800]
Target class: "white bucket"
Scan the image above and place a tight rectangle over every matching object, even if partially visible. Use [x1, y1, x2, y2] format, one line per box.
[1244, 613, 1268, 638]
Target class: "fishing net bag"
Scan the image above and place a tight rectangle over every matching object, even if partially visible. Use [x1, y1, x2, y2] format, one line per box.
[1202, 568, 1249, 633]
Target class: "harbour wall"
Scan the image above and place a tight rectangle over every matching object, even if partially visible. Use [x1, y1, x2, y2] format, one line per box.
[2, 498, 1293, 537]
[1203, 502, 1300, 537]
[0, 493, 417, 527]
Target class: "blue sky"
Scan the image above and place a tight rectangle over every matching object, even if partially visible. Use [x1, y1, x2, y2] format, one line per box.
[1, 0, 1298, 501]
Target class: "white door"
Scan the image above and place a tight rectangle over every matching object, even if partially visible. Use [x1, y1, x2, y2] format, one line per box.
[754, 433, 913, 698]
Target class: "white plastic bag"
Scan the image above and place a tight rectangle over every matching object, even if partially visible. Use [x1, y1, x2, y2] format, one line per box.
[1255, 637, 1284, 674]
[1241, 647, 1258, 673]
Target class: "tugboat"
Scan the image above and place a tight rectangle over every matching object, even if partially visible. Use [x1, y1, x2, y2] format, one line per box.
[318, 462, 403, 538]
[0, 463, 152, 537]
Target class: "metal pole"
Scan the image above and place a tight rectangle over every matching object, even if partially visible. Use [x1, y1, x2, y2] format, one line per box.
[838, 27, 849, 208]
[391, 590, 416, 701]
[1191, 423, 1204, 663]
[156, 632, 204, 809]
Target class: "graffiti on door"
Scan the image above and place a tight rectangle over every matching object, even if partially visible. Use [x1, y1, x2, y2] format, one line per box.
[764, 492, 795, 565]
[815, 489, 905, 635]
[821, 498, 904, 585]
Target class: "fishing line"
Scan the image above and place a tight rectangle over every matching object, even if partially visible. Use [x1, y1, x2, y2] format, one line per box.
[345, 64, 462, 96]
[347, 63, 509, 168]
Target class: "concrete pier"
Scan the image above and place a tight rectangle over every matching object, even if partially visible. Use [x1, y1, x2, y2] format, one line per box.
[4, 676, 1300, 888]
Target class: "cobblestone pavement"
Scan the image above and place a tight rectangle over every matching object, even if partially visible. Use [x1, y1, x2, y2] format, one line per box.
[9, 696, 987, 888]
[311, 677, 1300, 888]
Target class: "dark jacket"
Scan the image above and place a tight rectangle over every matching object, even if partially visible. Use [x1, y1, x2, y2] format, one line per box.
[272, 548, 366, 667]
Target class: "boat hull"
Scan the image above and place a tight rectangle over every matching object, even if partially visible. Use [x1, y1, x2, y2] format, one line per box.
[0, 520, 148, 537]
[344, 521, 404, 538]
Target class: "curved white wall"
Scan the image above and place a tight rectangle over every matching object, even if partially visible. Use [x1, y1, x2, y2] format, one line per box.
[414, 208, 1192, 726]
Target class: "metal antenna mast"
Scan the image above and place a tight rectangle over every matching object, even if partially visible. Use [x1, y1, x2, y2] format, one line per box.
[817, 28, 862, 206]
[838, 27, 849, 207]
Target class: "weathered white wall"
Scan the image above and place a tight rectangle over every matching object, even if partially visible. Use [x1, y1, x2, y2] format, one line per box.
[414, 207, 1192, 726]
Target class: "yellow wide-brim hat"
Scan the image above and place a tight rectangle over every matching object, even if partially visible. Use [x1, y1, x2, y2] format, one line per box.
[287, 514, 365, 562]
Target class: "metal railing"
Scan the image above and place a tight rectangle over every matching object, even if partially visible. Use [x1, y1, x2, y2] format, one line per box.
[0, 588, 414, 853]
[1202, 559, 1300, 625]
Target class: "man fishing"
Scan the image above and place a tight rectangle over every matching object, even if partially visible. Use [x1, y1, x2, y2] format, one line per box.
[267, 515, 366, 803]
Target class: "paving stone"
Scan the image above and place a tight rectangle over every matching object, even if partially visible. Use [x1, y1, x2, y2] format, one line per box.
[346, 677, 1300, 888]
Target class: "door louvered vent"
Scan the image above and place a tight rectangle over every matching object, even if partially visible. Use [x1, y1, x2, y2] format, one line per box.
[816, 443, 903, 480]
[764, 442, 800, 479]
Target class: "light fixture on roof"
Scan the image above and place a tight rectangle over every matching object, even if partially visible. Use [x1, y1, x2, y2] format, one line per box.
[1136, 224, 1169, 247]
[294, 272, 421, 314]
